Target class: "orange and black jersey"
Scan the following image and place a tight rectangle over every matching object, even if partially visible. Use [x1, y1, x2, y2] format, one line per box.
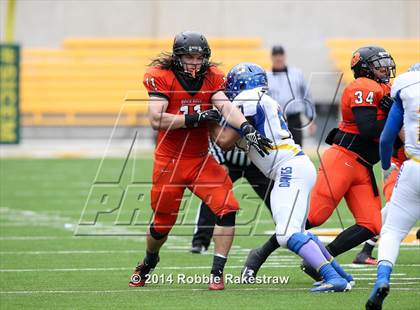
[339, 77, 391, 136]
[143, 66, 225, 159]
[329, 77, 392, 164]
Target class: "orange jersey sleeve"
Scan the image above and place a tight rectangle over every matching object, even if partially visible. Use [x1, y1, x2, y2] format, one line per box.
[205, 66, 226, 95]
[143, 67, 172, 99]
[339, 77, 391, 135]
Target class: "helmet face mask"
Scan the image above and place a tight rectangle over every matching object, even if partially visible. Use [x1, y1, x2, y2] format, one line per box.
[368, 53, 396, 83]
[351, 46, 396, 84]
[172, 31, 211, 79]
[178, 53, 207, 78]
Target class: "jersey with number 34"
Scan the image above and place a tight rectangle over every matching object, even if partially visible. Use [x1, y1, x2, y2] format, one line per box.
[339, 77, 391, 136]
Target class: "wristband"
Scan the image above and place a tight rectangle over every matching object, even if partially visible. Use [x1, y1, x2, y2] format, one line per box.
[240, 121, 252, 136]
[185, 114, 198, 128]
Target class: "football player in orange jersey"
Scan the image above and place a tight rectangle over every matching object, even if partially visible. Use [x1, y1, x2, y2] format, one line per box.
[128, 31, 272, 290]
[301, 46, 396, 280]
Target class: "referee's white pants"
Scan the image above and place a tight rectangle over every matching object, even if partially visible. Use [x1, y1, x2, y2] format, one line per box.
[378, 159, 420, 266]
[271, 155, 317, 247]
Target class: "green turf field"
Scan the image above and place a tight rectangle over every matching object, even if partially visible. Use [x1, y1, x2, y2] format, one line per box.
[0, 158, 419, 309]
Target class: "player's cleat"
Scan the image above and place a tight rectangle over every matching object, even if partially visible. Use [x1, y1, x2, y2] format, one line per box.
[353, 252, 378, 265]
[310, 277, 350, 293]
[208, 274, 225, 290]
[240, 266, 257, 284]
[190, 244, 207, 254]
[346, 275, 356, 288]
[313, 280, 324, 287]
[313, 278, 355, 289]
[128, 261, 157, 287]
[366, 282, 390, 310]
[330, 260, 356, 288]
[240, 248, 265, 282]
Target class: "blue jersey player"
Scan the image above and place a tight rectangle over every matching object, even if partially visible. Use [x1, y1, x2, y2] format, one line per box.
[366, 63, 420, 309]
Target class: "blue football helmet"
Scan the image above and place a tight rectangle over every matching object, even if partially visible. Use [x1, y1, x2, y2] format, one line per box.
[225, 63, 268, 100]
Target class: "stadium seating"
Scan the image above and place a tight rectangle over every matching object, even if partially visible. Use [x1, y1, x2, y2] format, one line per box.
[21, 38, 419, 126]
[21, 37, 269, 126]
[327, 38, 420, 84]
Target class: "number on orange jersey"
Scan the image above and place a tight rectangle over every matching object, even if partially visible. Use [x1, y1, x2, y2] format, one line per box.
[180, 104, 201, 115]
[354, 90, 374, 105]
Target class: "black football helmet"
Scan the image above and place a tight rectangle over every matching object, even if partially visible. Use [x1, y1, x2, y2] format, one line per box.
[172, 31, 211, 78]
[350, 46, 396, 83]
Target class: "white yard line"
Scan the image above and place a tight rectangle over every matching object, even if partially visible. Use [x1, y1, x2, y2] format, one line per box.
[0, 236, 66, 240]
[0, 250, 142, 255]
[237, 259, 298, 264]
[0, 247, 261, 256]
[1, 264, 420, 273]
[0, 265, 299, 272]
[0, 207, 76, 230]
[368, 282, 420, 285]
[1, 234, 419, 252]
[0, 250, 291, 258]
[2, 208, 418, 246]
[0, 236, 180, 241]
[349, 273, 406, 276]
[0, 267, 131, 272]
[0, 287, 418, 295]
[0, 236, 146, 241]
[0, 207, 195, 242]
[355, 277, 420, 280]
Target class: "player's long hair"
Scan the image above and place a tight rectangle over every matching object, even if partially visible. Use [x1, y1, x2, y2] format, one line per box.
[149, 52, 220, 69]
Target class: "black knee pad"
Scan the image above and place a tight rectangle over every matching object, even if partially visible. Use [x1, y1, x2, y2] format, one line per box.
[149, 223, 169, 240]
[215, 211, 236, 227]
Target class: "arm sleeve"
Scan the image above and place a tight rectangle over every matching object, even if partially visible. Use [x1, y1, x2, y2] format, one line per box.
[380, 92, 404, 169]
[352, 106, 386, 140]
[143, 70, 171, 100]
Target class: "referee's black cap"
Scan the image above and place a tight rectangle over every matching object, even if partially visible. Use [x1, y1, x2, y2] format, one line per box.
[271, 45, 285, 55]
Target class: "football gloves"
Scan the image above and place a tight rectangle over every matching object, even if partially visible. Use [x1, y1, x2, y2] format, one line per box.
[379, 95, 394, 113]
[240, 122, 273, 157]
[185, 109, 221, 128]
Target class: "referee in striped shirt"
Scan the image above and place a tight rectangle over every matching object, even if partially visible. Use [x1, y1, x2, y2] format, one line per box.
[191, 139, 273, 253]
[267, 45, 316, 147]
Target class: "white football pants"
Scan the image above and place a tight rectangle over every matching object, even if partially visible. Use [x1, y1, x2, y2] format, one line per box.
[271, 155, 317, 246]
[378, 159, 420, 265]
